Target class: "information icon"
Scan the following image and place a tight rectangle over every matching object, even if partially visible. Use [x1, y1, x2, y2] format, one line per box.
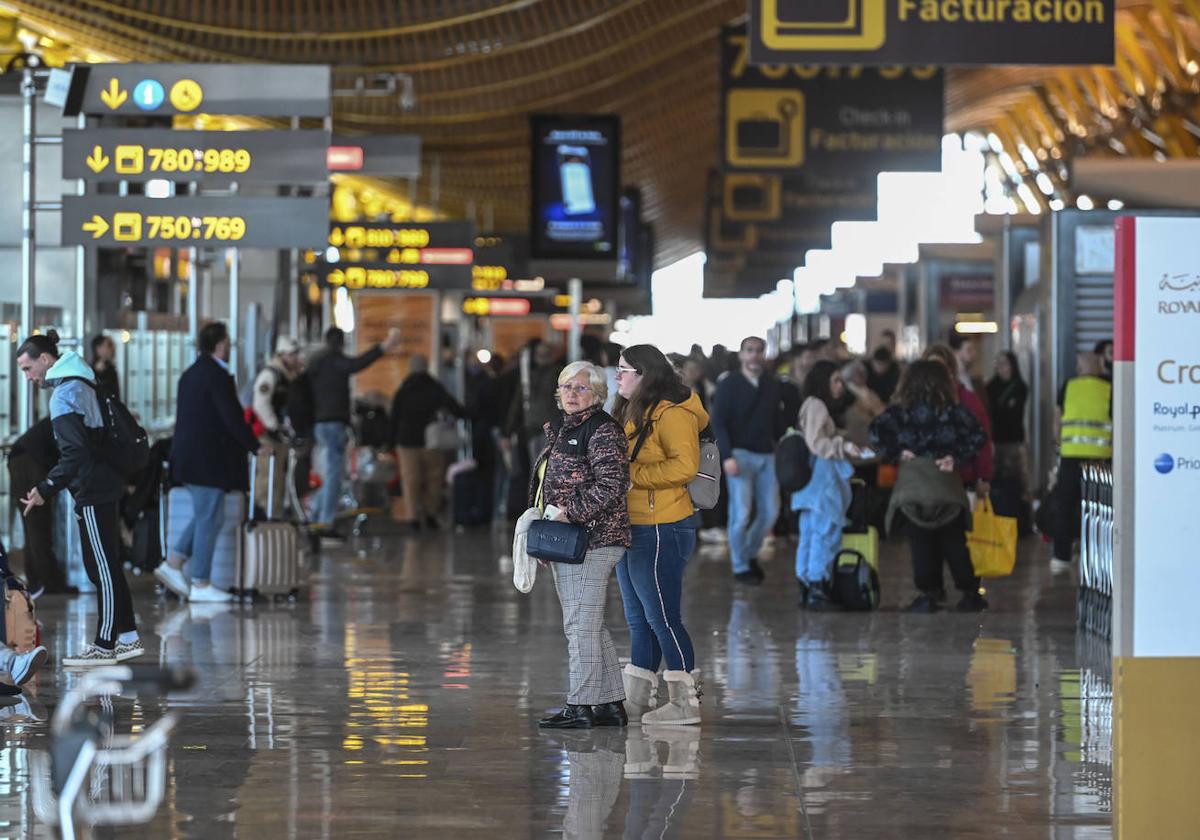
[132, 80, 164, 111]
[170, 79, 204, 112]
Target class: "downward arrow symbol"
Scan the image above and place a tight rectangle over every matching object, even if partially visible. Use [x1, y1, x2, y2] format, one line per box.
[99, 78, 127, 110]
[85, 145, 109, 173]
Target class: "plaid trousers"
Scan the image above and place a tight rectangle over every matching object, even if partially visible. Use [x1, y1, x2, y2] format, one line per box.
[552, 546, 626, 705]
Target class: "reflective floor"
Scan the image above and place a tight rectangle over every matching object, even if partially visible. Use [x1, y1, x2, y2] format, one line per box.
[4, 521, 1112, 838]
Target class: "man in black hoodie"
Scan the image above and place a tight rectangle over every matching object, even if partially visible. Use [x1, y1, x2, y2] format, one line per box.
[390, 355, 464, 530]
[17, 331, 139, 666]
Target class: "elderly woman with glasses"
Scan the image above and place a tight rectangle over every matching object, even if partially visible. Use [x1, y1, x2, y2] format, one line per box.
[535, 360, 633, 729]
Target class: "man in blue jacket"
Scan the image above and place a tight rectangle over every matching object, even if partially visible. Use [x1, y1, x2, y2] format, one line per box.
[17, 330, 141, 666]
[157, 323, 267, 603]
[710, 336, 785, 585]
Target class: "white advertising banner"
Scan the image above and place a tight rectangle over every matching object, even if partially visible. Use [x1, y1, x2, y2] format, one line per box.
[1126, 216, 1200, 656]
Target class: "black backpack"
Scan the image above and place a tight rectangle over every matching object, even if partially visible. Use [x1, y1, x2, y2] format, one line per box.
[287, 370, 316, 437]
[775, 429, 813, 494]
[830, 548, 881, 611]
[65, 377, 150, 478]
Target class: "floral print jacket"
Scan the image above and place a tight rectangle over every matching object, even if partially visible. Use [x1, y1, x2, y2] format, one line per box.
[529, 405, 632, 550]
[868, 402, 986, 467]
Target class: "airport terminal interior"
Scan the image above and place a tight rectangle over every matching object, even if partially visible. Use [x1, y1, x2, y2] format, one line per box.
[0, 0, 1192, 838]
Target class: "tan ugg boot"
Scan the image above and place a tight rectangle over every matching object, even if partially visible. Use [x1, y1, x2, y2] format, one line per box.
[621, 664, 659, 725]
[639, 670, 701, 726]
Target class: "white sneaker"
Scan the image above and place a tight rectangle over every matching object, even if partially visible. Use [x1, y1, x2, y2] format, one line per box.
[698, 528, 727, 544]
[10, 646, 47, 686]
[187, 584, 234, 603]
[1050, 558, 1072, 575]
[62, 645, 118, 667]
[154, 564, 191, 600]
[114, 639, 144, 662]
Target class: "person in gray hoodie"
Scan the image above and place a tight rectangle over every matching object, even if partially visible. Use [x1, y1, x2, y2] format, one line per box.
[16, 330, 141, 666]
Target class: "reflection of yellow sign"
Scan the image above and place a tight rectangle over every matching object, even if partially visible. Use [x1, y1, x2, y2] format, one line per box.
[115, 144, 144, 174]
[760, 0, 886, 51]
[723, 174, 782, 221]
[170, 79, 203, 112]
[726, 90, 805, 167]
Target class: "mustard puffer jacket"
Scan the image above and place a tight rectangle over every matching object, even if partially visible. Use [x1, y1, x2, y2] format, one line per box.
[623, 392, 709, 525]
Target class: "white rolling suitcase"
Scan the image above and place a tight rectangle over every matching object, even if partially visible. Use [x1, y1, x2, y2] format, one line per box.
[240, 453, 303, 600]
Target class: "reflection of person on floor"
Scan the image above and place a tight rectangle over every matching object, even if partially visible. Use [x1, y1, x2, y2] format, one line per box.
[722, 595, 781, 713]
[557, 730, 625, 840]
[623, 731, 698, 840]
[794, 635, 850, 770]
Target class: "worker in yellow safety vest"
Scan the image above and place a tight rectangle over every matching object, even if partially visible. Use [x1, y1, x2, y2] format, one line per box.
[1052, 351, 1112, 571]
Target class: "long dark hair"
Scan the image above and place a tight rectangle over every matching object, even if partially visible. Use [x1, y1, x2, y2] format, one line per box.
[611, 344, 690, 436]
[895, 359, 957, 410]
[802, 360, 840, 414]
[992, 350, 1023, 385]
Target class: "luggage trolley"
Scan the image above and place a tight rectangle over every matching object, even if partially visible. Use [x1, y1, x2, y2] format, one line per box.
[1077, 463, 1114, 638]
[31, 665, 194, 840]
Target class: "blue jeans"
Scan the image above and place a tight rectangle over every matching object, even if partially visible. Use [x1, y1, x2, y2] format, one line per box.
[616, 519, 696, 672]
[794, 510, 842, 586]
[173, 485, 226, 583]
[726, 449, 779, 574]
[314, 421, 348, 527]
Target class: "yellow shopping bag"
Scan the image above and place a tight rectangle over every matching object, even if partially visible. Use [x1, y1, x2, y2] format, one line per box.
[967, 499, 1018, 578]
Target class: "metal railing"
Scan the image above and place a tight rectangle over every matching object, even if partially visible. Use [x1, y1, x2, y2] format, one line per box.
[1078, 463, 1114, 639]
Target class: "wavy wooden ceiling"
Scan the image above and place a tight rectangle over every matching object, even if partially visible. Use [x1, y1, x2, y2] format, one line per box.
[8, 0, 1197, 263]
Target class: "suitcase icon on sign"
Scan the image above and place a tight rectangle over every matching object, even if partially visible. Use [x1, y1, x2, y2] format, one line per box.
[726, 91, 804, 167]
[760, 0, 887, 52]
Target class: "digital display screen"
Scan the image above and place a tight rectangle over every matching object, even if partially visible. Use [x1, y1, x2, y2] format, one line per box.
[529, 114, 620, 260]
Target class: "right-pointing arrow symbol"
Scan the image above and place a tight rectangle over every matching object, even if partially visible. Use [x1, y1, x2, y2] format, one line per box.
[81, 215, 109, 239]
[85, 145, 110, 173]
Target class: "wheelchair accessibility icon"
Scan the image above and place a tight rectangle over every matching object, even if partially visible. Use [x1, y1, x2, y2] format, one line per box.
[760, 0, 887, 52]
[726, 90, 805, 168]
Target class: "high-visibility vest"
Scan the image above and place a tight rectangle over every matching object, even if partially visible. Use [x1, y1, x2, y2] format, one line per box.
[1061, 376, 1113, 459]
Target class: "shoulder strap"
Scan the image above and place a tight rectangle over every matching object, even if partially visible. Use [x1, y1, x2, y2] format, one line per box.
[630, 413, 654, 463]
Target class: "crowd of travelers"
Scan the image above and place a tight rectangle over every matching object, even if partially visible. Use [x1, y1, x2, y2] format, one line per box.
[0, 319, 1110, 732]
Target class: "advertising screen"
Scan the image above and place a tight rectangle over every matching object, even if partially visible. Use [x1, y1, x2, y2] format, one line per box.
[530, 114, 620, 260]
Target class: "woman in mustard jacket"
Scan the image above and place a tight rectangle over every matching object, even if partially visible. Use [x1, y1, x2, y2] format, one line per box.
[612, 345, 708, 726]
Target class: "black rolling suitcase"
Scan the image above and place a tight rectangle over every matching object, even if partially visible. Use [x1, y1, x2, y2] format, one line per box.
[450, 421, 492, 527]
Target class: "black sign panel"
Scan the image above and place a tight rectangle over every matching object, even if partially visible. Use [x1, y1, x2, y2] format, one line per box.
[68, 63, 330, 117]
[722, 24, 943, 175]
[529, 114, 621, 260]
[63, 129, 329, 183]
[62, 196, 328, 248]
[308, 221, 476, 290]
[748, 0, 1114, 66]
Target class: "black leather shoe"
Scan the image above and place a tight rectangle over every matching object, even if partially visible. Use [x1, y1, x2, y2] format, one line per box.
[733, 571, 762, 586]
[807, 588, 836, 612]
[539, 704, 594, 729]
[591, 702, 628, 727]
[955, 593, 989, 613]
[904, 594, 942, 614]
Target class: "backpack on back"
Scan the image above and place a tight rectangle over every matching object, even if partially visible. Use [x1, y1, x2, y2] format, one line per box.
[688, 427, 722, 511]
[629, 417, 722, 511]
[775, 429, 813, 495]
[64, 377, 150, 478]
